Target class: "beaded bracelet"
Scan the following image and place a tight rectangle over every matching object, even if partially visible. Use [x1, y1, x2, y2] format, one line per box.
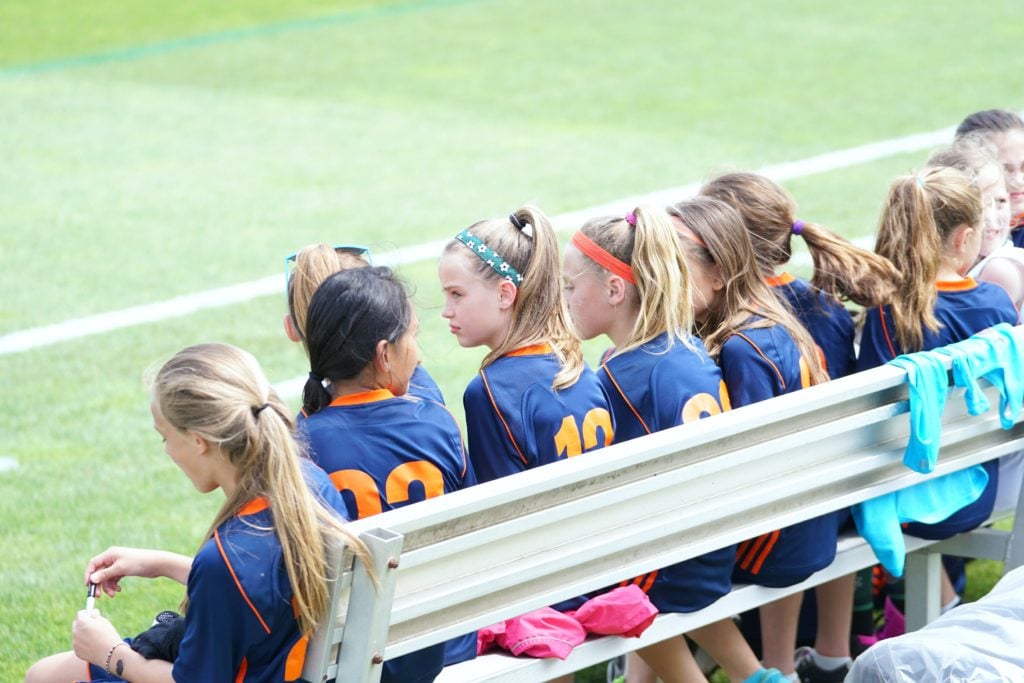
[105, 641, 129, 675]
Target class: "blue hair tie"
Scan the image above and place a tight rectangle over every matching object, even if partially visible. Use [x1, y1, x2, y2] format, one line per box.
[454, 229, 524, 284]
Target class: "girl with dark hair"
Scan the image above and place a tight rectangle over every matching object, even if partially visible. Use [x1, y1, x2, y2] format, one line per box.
[299, 266, 475, 680]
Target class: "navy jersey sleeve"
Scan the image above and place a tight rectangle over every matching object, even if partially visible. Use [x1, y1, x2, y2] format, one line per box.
[301, 457, 350, 521]
[408, 365, 446, 405]
[173, 541, 267, 682]
[856, 307, 898, 371]
[718, 335, 781, 408]
[464, 374, 528, 483]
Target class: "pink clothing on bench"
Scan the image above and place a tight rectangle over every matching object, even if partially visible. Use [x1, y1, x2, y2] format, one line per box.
[477, 585, 658, 659]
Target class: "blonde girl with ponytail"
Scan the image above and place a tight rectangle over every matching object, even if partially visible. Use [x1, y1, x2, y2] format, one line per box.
[438, 205, 614, 483]
[563, 206, 785, 683]
[859, 166, 1017, 543]
[27, 343, 367, 683]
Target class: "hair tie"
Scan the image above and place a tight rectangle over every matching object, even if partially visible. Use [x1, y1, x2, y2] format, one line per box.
[309, 371, 331, 390]
[252, 403, 271, 417]
[454, 228, 524, 284]
[570, 231, 636, 285]
[509, 213, 526, 230]
[624, 211, 637, 227]
[916, 175, 927, 190]
[791, 219, 805, 236]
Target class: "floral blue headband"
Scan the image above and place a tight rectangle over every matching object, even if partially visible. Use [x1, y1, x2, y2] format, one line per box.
[454, 228, 523, 284]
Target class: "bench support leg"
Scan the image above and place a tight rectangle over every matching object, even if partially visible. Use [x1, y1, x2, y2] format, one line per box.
[904, 550, 940, 631]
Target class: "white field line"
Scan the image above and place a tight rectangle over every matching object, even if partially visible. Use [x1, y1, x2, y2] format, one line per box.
[0, 124, 952, 359]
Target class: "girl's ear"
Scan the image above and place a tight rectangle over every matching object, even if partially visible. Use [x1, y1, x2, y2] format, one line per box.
[950, 223, 974, 254]
[190, 431, 212, 456]
[710, 264, 726, 293]
[374, 339, 391, 373]
[607, 275, 627, 306]
[497, 280, 518, 310]
[283, 314, 301, 343]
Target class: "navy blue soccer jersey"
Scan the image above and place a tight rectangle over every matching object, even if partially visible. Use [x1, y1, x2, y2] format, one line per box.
[169, 461, 346, 683]
[598, 332, 735, 612]
[856, 278, 1018, 540]
[299, 389, 473, 521]
[718, 321, 811, 409]
[716, 320, 840, 586]
[299, 388, 473, 680]
[767, 272, 855, 380]
[464, 344, 614, 483]
[599, 333, 730, 442]
[857, 278, 1019, 370]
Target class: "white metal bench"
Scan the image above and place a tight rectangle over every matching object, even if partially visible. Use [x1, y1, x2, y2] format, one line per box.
[301, 333, 1024, 683]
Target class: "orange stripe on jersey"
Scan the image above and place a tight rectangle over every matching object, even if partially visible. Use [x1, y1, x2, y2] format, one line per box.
[215, 529, 271, 634]
[733, 332, 786, 389]
[640, 570, 658, 593]
[329, 389, 394, 406]
[601, 364, 652, 435]
[718, 380, 732, 412]
[799, 356, 812, 389]
[764, 272, 795, 287]
[936, 277, 978, 292]
[877, 306, 897, 359]
[480, 369, 528, 465]
[505, 343, 553, 357]
[1014, 211, 1024, 229]
[284, 634, 309, 680]
[238, 497, 269, 516]
[737, 534, 770, 571]
[234, 657, 248, 683]
[750, 530, 781, 575]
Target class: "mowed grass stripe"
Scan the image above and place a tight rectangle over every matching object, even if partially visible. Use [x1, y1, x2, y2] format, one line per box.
[0, 0, 488, 76]
[0, 123, 948, 356]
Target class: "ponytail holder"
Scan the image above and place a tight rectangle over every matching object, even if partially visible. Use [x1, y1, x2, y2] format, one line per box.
[252, 403, 271, 417]
[916, 175, 927, 190]
[509, 213, 526, 230]
[309, 371, 331, 390]
[624, 211, 637, 227]
[791, 219, 805, 236]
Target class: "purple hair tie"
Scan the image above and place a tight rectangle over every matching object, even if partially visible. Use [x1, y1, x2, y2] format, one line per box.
[791, 219, 805, 236]
[625, 211, 637, 227]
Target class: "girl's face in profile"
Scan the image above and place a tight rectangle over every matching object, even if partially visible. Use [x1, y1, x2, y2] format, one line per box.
[562, 245, 618, 341]
[976, 162, 1011, 257]
[438, 251, 513, 350]
[385, 304, 421, 396]
[994, 129, 1024, 218]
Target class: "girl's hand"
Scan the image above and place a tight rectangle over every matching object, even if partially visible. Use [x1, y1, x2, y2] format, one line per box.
[84, 547, 193, 596]
[72, 609, 122, 668]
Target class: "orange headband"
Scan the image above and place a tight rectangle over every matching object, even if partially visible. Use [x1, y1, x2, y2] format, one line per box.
[570, 231, 636, 285]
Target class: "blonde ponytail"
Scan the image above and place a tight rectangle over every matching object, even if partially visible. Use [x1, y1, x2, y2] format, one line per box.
[875, 167, 981, 351]
[575, 205, 694, 355]
[444, 205, 584, 389]
[153, 343, 372, 632]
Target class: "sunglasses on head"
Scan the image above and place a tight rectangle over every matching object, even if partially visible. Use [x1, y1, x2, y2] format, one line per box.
[284, 244, 373, 300]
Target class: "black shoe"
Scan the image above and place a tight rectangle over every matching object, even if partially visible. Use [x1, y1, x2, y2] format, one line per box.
[794, 646, 851, 683]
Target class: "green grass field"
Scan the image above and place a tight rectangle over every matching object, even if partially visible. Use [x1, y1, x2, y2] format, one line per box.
[1, 1, 1022, 679]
